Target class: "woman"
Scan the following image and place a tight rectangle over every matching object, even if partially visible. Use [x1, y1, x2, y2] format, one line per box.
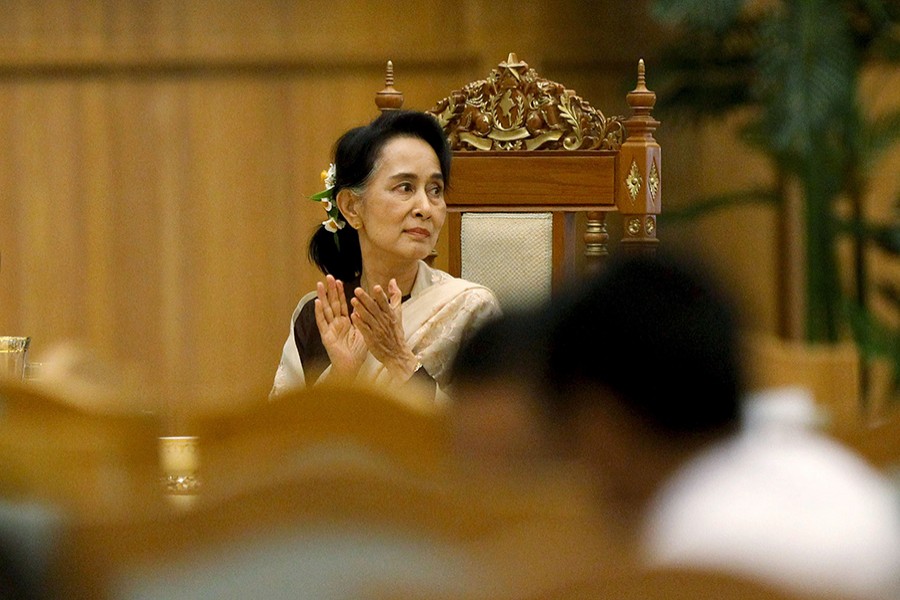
[271, 110, 501, 402]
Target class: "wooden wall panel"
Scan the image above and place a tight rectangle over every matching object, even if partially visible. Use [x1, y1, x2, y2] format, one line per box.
[0, 0, 471, 66]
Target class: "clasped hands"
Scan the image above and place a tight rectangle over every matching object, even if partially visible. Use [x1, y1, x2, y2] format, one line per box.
[314, 274, 419, 383]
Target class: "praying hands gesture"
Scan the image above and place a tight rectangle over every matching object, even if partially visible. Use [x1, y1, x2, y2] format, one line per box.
[351, 279, 419, 383]
[314, 275, 367, 378]
[315, 276, 418, 384]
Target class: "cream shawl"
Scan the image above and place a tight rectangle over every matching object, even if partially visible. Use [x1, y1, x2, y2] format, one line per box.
[270, 261, 501, 401]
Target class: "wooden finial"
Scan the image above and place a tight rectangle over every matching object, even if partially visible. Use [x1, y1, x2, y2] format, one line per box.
[627, 58, 656, 116]
[385, 59, 395, 87]
[375, 60, 404, 113]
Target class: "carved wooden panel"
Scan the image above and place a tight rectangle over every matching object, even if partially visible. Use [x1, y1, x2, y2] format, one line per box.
[428, 53, 626, 153]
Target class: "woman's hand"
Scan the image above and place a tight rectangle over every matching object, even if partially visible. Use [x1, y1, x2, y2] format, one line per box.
[351, 278, 418, 382]
[314, 275, 367, 378]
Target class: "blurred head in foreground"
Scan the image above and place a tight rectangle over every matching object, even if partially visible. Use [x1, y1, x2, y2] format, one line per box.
[543, 251, 744, 508]
[448, 307, 556, 468]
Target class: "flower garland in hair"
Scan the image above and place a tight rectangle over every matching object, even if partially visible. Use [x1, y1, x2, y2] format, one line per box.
[309, 163, 345, 234]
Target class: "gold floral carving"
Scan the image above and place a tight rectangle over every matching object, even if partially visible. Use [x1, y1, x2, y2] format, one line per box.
[626, 160, 642, 202]
[627, 217, 642, 236]
[648, 160, 660, 203]
[645, 216, 656, 235]
[428, 54, 626, 152]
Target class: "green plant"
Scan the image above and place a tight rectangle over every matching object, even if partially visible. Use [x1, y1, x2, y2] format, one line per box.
[648, 0, 900, 403]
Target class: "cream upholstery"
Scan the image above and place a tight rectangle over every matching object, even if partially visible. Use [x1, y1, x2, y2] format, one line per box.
[461, 212, 554, 310]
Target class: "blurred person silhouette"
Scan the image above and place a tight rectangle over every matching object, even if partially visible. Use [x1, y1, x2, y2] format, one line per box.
[446, 308, 622, 594]
[540, 251, 900, 600]
[447, 308, 558, 470]
[271, 110, 501, 403]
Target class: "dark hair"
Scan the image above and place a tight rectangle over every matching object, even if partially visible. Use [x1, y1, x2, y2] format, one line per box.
[449, 308, 551, 390]
[307, 110, 452, 281]
[544, 251, 744, 437]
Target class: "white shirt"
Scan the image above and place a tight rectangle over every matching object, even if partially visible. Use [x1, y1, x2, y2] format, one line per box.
[643, 387, 900, 600]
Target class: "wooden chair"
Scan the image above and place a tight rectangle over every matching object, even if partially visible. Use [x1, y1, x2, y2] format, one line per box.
[180, 381, 454, 505]
[376, 53, 661, 310]
[51, 382, 610, 600]
[834, 405, 900, 474]
[0, 379, 165, 522]
[743, 332, 864, 436]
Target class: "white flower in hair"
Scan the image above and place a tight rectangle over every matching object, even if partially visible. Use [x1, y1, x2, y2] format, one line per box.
[309, 162, 345, 235]
[323, 163, 336, 190]
[323, 216, 344, 233]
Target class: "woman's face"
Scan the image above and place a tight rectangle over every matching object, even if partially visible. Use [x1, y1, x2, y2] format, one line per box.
[353, 136, 447, 266]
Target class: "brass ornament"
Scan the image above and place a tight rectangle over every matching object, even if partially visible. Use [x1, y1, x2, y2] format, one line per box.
[428, 53, 626, 152]
[585, 213, 610, 258]
[645, 216, 656, 236]
[648, 160, 660, 203]
[626, 160, 643, 202]
[627, 217, 642, 236]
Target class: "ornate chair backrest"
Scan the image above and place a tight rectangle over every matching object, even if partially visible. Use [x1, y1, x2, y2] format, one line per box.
[375, 53, 661, 310]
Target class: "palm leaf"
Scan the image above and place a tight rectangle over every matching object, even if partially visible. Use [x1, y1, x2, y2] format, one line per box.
[653, 18, 760, 118]
[845, 299, 900, 402]
[754, 0, 858, 158]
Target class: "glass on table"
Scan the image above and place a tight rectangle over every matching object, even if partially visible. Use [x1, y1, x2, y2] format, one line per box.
[0, 336, 30, 382]
[23, 361, 44, 383]
[158, 435, 201, 509]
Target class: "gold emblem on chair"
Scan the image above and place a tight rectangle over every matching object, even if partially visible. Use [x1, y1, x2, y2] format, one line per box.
[627, 217, 642, 236]
[429, 53, 625, 152]
[648, 160, 660, 204]
[626, 160, 643, 202]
